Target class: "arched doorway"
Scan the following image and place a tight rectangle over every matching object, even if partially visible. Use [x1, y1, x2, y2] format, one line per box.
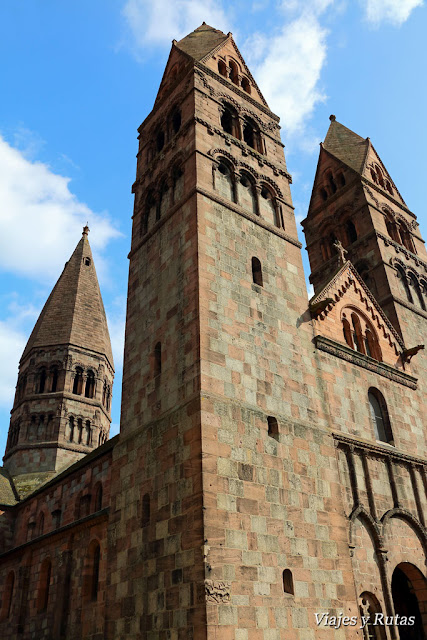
[391, 563, 427, 639]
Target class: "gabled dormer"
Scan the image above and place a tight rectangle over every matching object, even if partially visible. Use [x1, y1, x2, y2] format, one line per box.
[309, 261, 419, 389]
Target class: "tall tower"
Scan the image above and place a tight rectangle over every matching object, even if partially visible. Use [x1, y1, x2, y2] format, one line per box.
[3, 227, 114, 497]
[302, 118, 427, 640]
[303, 116, 427, 339]
[107, 25, 359, 639]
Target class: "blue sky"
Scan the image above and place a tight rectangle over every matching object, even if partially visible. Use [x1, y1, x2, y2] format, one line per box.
[0, 0, 425, 456]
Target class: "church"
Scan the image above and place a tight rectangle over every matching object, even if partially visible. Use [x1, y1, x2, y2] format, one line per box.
[0, 23, 426, 640]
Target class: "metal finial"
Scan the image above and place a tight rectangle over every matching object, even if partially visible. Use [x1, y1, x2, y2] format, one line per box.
[82, 224, 90, 237]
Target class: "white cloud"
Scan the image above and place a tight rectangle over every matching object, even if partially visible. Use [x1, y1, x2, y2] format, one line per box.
[361, 0, 423, 26]
[245, 13, 328, 136]
[122, 0, 230, 51]
[0, 135, 121, 284]
[0, 320, 27, 409]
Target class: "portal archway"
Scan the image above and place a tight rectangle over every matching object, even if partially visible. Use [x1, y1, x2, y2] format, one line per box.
[391, 563, 427, 639]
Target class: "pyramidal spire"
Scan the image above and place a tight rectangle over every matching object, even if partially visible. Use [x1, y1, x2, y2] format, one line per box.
[4, 227, 114, 496]
[22, 227, 114, 368]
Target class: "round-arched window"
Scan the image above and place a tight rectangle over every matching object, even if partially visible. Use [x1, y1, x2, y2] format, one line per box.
[368, 388, 393, 444]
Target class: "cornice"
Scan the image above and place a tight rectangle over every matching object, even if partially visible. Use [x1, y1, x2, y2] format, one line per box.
[333, 433, 426, 466]
[379, 293, 427, 320]
[194, 116, 292, 182]
[377, 231, 427, 271]
[129, 184, 301, 259]
[313, 335, 417, 389]
[0, 508, 109, 559]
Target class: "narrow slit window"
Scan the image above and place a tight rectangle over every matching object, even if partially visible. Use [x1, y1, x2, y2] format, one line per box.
[154, 342, 162, 376]
[283, 569, 294, 595]
[267, 416, 279, 440]
[252, 257, 263, 287]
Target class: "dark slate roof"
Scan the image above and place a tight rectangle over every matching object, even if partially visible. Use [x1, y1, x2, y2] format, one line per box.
[0, 468, 19, 506]
[323, 118, 369, 174]
[176, 23, 228, 61]
[21, 230, 114, 369]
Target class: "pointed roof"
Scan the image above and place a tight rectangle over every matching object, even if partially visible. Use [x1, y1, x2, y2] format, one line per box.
[22, 228, 114, 369]
[323, 115, 369, 174]
[311, 260, 404, 351]
[175, 23, 229, 61]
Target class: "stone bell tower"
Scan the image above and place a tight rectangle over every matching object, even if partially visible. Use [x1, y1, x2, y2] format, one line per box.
[3, 227, 114, 497]
[106, 24, 359, 640]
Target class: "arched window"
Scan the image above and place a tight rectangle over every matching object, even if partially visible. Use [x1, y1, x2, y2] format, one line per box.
[342, 310, 382, 362]
[345, 220, 357, 244]
[229, 60, 239, 85]
[156, 129, 165, 152]
[282, 569, 294, 595]
[50, 366, 59, 392]
[37, 558, 52, 612]
[370, 167, 378, 184]
[94, 484, 103, 511]
[85, 541, 101, 602]
[408, 274, 425, 310]
[142, 493, 150, 527]
[77, 418, 83, 444]
[259, 186, 278, 227]
[38, 368, 47, 394]
[320, 188, 328, 201]
[171, 109, 181, 134]
[106, 385, 111, 411]
[218, 59, 227, 77]
[172, 166, 184, 202]
[220, 104, 240, 139]
[243, 118, 261, 152]
[351, 313, 364, 353]
[359, 592, 387, 640]
[238, 173, 257, 215]
[241, 77, 251, 94]
[320, 239, 330, 261]
[68, 416, 74, 442]
[85, 420, 91, 445]
[154, 342, 162, 377]
[385, 179, 393, 195]
[396, 266, 413, 303]
[267, 416, 279, 440]
[385, 214, 400, 244]
[215, 160, 235, 202]
[342, 316, 353, 349]
[73, 367, 83, 395]
[1, 571, 15, 620]
[376, 166, 384, 187]
[252, 257, 263, 287]
[158, 181, 170, 219]
[398, 220, 415, 253]
[37, 512, 45, 536]
[84, 370, 95, 399]
[102, 381, 107, 406]
[328, 173, 337, 194]
[337, 172, 346, 187]
[368, 388, 393, 444]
